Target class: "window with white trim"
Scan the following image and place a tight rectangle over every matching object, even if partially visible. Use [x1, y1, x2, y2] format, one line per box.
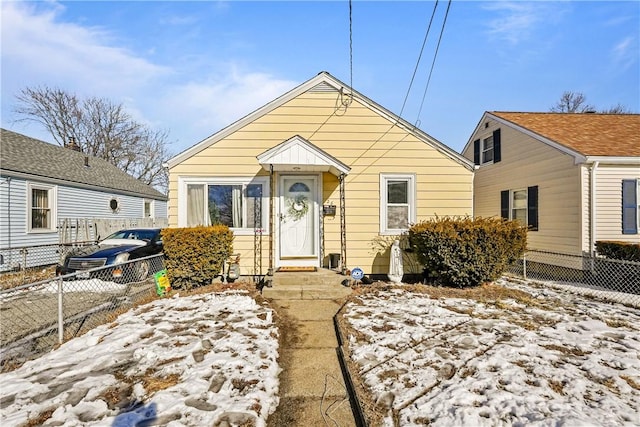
[511, 189, 527, 225]
[183, 177, 269, 233]
[143, 199, 154, 218]
[501, 186, 538, 231]
[481, 135, 494, 164]
[28, 182, 57, 233]
[380, 174, 415, 234]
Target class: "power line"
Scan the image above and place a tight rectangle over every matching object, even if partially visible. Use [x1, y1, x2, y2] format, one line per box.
[398, 0, 440, 119]
[415, 0, 452, 126]
[349, 0, 353, 93]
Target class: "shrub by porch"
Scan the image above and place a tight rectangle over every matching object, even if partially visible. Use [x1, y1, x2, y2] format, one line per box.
[162, 225, 234, 290]
[409, 216, 527, 288]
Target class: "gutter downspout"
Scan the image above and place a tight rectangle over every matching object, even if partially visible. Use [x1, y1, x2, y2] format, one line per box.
[590, 161, 599, 257]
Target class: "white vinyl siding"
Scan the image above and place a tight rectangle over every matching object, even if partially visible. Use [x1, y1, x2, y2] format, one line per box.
[1, 176, 168, 250]
[593, 166, 640, 243]
[464, 120, 582, 255]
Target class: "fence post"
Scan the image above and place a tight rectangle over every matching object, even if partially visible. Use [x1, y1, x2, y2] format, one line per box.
[57, 276, 64, 344]
[523, 253, 527, 280]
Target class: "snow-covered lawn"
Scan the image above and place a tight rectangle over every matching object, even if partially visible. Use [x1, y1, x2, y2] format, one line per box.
[0, 290, 280, 427]
[338, 278, 640, 427]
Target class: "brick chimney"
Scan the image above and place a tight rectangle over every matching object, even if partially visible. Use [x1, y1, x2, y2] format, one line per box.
[65, 136, 81, 152]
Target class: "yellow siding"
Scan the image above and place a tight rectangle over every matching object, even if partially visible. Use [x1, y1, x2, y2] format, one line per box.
[169, 91, 473, 275]
[462, 119, 583, 255]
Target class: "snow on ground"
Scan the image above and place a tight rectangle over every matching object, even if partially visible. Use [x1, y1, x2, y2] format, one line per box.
[0, 290, 280, 427]
[340, 278, 640, 427]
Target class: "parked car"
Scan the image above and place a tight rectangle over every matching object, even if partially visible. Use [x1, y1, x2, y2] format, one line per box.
[56, 228, 163, 283]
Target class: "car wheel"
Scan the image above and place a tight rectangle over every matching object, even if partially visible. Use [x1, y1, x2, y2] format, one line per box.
[134, 260, 150, 281]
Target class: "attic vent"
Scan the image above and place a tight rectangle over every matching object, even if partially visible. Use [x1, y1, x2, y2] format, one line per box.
[309, 82, 338, 93]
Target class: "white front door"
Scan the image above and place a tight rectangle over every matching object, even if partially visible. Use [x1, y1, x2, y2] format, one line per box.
[278, 175, 319, 266]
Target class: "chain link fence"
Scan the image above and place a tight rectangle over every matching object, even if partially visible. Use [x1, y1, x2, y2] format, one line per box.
[0, 253, 166, 372]
[0, 241, 96, 286]
[507, 249, 640, 306]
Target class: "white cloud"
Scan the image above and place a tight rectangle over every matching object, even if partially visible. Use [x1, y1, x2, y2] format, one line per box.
[1, 2, 169, 96]
[0, 1, 300, 153]
[612, 35, 639, 72]
[483, 2, 565, 46]
[160, 66, 298, 145]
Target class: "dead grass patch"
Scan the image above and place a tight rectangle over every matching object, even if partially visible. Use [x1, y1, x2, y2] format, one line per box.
[548, 379, 565, 395]
[542, 344, 590, 357]
[459, 366, 477, 378]
[157, 356, 186, 367]
[143, 372, 181, 394]
[23, 407, 56, 426]
[231, 378, 259, 393]
[621, 375, 640, 390]
[604, 318, 632, 329]
[0, 266, 57, 290]
[371, 324, 396, 333]
[139, 330, 154, 340]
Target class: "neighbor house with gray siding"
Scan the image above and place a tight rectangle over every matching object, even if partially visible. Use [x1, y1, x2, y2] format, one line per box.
[0, 128, 168, 269]
[461, 112, 640, 265]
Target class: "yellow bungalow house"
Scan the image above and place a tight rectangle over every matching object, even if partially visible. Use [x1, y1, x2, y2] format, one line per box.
[165, 72, 474, 280]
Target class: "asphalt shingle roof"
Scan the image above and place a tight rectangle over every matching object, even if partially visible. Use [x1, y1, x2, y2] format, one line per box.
[0, 128, 166, 200]
[491, 112, 640, 157]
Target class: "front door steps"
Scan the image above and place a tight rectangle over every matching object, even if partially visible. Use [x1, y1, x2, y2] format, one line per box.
[261, 268, 352, 300]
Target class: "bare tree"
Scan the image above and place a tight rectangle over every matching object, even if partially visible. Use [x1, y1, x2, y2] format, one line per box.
[601, 103, 632, 114]
[550, 91, 595, 113]
[550, 91, 632, 114]
[13, 86, 171, 193]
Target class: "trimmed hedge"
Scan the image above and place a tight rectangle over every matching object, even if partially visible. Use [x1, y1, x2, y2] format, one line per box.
[409, 216, 527, 288]
[595, 241, 640, 262]
[161, 225, 234, 290]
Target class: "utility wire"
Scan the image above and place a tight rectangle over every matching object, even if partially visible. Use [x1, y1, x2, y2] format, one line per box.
[398, 0, 439, 119]
[349, 0, 353, 93]
[346, 1, 442, 176]
[415, 0, 452, 125]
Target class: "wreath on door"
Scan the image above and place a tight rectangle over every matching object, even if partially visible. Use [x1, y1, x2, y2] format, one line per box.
[286, 194, 309, 221]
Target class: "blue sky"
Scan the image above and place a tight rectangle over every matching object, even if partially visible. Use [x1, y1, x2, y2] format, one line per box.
[2, 1, 638, 156]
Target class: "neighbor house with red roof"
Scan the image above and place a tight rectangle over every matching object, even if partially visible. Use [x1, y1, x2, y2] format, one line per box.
[461, 112, 640, 263]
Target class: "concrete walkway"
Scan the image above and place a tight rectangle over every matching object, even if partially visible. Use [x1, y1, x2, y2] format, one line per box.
[263, 270, 357, 426]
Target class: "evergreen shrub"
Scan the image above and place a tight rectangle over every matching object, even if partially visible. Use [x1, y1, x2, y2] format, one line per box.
[409, 216, 527, 288]
[595, 241, 640, 262]
[161, 225, 234, 290]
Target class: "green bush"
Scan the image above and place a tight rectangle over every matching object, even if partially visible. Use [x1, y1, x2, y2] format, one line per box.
[409, 216, 527, 288]
[595, 241, 640, 262]
[161, 225, 234, 290]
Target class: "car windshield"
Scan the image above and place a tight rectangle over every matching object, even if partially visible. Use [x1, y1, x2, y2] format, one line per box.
[103, 230, 158, 242]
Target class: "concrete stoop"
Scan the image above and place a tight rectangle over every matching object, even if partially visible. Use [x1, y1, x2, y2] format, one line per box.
[261, 268, 352, 300]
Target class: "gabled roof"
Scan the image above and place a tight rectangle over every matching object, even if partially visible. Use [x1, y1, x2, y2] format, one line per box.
[483, 112, 640, 158]
[257, 135, 351, 176]
[0, 128, 167, 200]
[166, 71, 474, 171]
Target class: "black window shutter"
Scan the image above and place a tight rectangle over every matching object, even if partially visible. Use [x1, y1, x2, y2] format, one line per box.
[493, 129, 501, 163]
[500, 190, 509, 219]
[473, 139, 480, 165]
[527, 185, 539, 231]
[622, 179, 638, 234]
